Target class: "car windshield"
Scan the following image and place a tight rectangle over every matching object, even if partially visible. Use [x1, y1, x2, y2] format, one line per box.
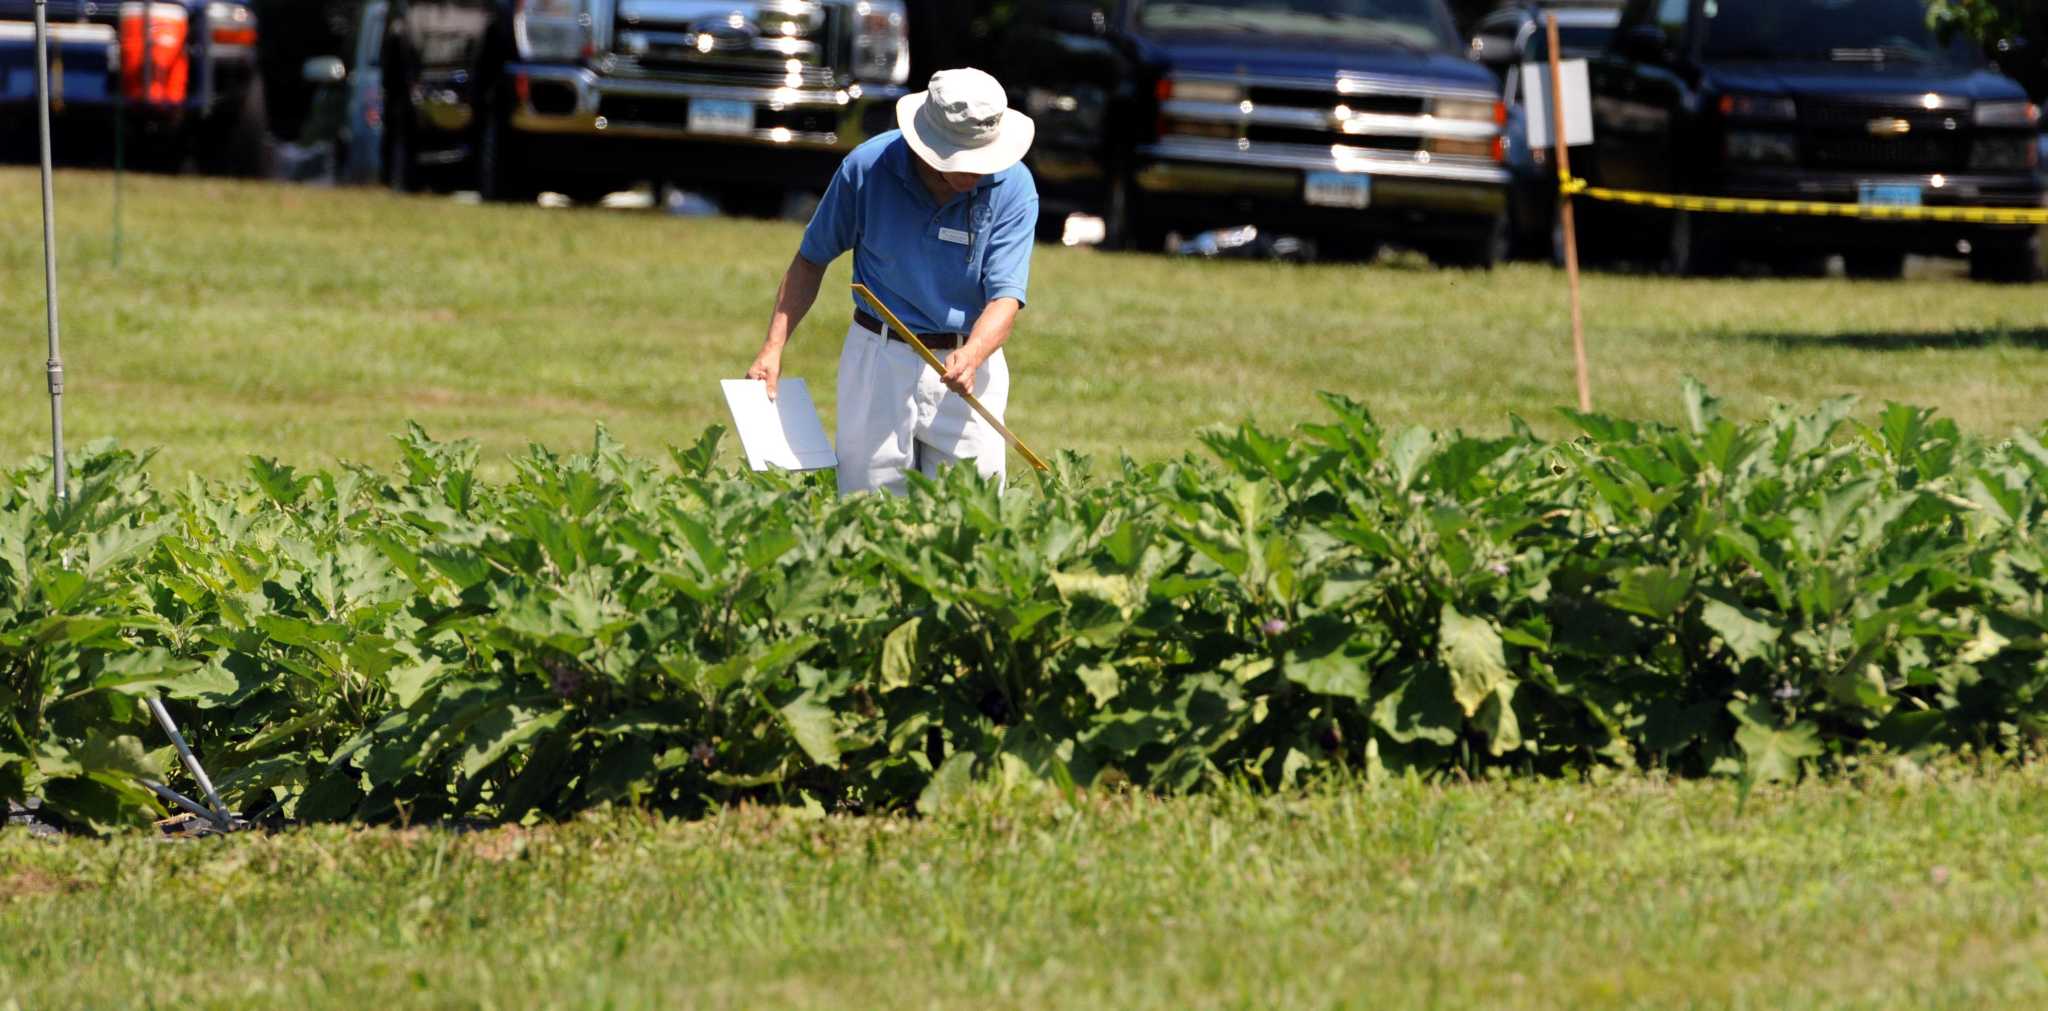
[1134, 0, 1457, 50]
[1698, 0, 1985, 68]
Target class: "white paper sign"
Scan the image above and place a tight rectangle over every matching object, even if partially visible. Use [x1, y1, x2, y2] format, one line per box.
[720, 378, 837, 472]
[1520, 59, 1593, 148]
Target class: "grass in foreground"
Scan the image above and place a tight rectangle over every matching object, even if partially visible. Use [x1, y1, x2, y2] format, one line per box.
[3, 169, 2048, 478]
[5, 769, 2048, 1009]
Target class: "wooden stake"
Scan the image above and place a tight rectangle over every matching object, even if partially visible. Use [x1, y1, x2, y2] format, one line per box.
[850, 284, 1051, 472]
[1547, 14, 1592, 413]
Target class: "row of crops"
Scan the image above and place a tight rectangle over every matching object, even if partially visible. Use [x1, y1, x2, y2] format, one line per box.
[4, 384, 2046, 832]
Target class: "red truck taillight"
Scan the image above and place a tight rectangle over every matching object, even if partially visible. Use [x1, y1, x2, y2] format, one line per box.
[119, 3, 190, 104]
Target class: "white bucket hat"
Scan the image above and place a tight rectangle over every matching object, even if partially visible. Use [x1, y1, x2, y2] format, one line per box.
[895, 68, 1036, 175]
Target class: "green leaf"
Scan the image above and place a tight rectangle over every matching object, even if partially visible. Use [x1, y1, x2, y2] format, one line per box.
[424, 546, 493, 590]
[879, 617, 924, 692]
[1475, 682, 1522, 755]
[1372, 666, 1461, 746]
[779, 696, 841, 768]
[459, 708, 565, 779]
[74, 731, 163, 781]
[917, 751, 978, 816]
[386, 660, 446, 709]
[1284, 648, 1372, 701]
[1439, 605, 1513, 717]
[1601, 567, 1694, 621]
[1700, 597, 1780, 664]
[1730, 702, 1822, 784]
[1076, 663, 1121, 707]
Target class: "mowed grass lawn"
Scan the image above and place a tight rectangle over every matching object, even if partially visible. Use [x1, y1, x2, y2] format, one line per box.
[3, 168, 2047, 478]
[8, 170, 2048, 1010]
[7, 771, 2048, 1009]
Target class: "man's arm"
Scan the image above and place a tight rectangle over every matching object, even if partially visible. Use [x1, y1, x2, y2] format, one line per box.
[747, 253, 827, 399]
[939, 297, 1020, 396]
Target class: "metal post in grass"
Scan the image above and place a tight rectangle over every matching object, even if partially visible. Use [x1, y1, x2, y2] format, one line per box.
[33, 0, 68, 502]
[36, 5, 232, 834]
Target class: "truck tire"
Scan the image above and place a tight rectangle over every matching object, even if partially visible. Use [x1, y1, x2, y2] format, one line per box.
[1103, 175, 1167, 253]
[1843, 250, 1906, 280]
[1969, 231, 2044, 283]
[477, 82, 537, 204]
[200, 80, 276, 178]
[717, 185, 788, 219]
[383, 85, 418, 193]
[1426, 215, 1507, 270]
[1662, 211, 1729, 277]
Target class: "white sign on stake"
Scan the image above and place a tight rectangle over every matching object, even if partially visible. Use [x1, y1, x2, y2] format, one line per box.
[1520, 58, 1594, 148]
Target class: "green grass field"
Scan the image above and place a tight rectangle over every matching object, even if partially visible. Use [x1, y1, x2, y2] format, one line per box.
[7, 169, 2048, 1009]
[4, 168, 2048, 478]
[7, 770, 2048, 1009]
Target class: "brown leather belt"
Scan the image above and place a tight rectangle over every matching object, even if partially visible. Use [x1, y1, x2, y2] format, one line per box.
[854, 309, 968, 351]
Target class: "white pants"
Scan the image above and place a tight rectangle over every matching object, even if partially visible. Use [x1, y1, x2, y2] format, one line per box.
[835, 320, 1008, 496]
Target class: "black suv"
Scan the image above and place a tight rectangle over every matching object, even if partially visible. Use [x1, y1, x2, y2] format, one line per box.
[1581, 0, 2046, 280]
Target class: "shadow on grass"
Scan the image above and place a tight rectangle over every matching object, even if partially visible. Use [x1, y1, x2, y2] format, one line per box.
[1719, 326, 2048, 352]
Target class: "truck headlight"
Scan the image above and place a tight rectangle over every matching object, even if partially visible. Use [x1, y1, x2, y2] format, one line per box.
[515, 0, 591, 63]
[853, 1, 909, 86]
[1974, 101, 2040, 128]
[1970, 136, 2038, 172]
[1724, 130, 1797, 164]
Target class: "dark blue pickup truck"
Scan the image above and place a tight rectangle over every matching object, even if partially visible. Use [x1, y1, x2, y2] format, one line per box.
[0, 0, 270, 174]
[1582, 0, 2047, 281]
[988, 0, 1511, 266]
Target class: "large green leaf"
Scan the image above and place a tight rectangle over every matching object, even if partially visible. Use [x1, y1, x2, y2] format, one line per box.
[1730, 702, 1822, 784]
[1700, 597, 1780, 665]
[1440, 605, 1513, 717]
[779, 696, 841, 768]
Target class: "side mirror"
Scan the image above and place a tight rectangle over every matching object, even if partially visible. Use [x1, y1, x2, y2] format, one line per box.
[1047, 1, 1106, 36]
[1468, 34, 1517, 67]
[303, 56, 346, 84]
[1621, 24, 1669, 64]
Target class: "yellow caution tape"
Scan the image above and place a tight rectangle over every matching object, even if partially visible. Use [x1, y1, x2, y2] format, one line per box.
[1560, 175, 2048, 225]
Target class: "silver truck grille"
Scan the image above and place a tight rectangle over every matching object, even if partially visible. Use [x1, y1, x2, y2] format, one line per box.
[612, 0, 836, 90]
[1158, 73, 1500, 159]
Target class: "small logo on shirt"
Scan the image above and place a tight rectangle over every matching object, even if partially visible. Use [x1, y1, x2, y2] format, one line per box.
[937, 227, 971, 245]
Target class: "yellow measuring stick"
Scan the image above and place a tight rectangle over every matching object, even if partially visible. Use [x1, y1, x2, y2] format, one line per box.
[851, 283, 1050, 472]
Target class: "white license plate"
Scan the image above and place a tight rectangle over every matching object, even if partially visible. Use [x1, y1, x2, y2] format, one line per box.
[687, 98, 755, 137]
[1305, 171, 1371, 209]
[1858, 183, 1922, 207]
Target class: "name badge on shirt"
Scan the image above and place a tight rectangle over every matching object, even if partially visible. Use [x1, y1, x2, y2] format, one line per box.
[937, 227, 971, 245]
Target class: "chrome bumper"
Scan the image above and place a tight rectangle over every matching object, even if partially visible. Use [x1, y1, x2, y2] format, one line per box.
[1139, 136, 1512, 186]
[506, 63, 905, 151]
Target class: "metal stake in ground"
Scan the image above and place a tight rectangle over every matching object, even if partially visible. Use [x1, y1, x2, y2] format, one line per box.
[33, 0, 67, 501]
[35, 5, 232, 834]
[850, 283, 1051, 472]
[1547, 13, 1591, 414]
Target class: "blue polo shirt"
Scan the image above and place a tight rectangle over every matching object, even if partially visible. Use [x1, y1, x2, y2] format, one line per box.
[798, 131, 1038, 336]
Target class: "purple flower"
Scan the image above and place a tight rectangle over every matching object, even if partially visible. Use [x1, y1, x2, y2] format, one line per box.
[691, 742, 716, 768]
[544, 657, 584, 699]
[1261, 618, 1290, 637]
[1488, 562, 1510, 577]
[1773, 681, 1801, 702]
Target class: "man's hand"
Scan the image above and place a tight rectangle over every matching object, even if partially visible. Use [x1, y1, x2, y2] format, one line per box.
[746, 345, 784, 400]
[940, 347, 982, 395]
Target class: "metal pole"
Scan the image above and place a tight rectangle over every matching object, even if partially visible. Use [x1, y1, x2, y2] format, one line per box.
[146, 697, 231, 830]
[33, 0, 68, 502]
